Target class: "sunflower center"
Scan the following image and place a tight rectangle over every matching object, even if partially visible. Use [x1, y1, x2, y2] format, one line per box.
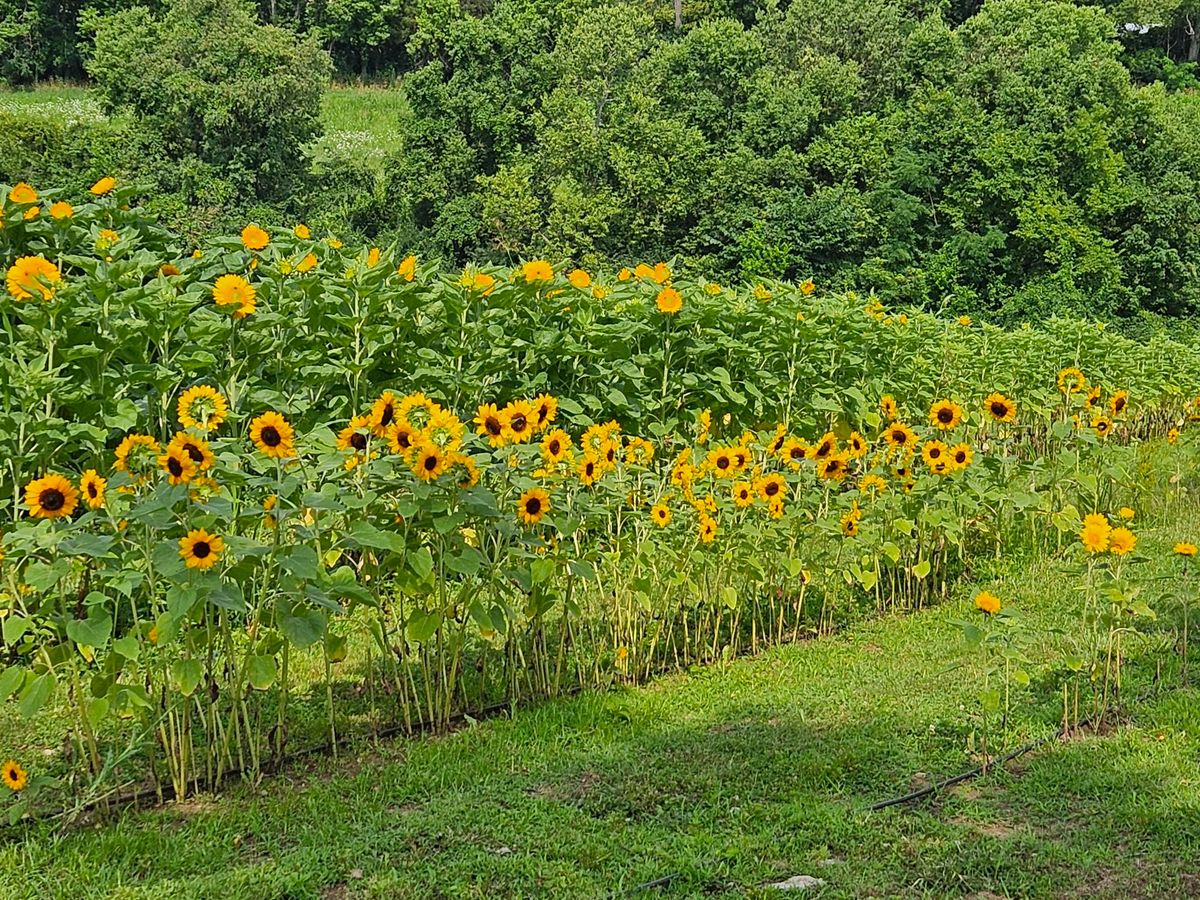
[510, 413, 528, 433]
[929, 447, 941, 459]
[423, 454, 438, 471]
[40, 488, 65, 511]
[955, 451, 967, 463]
[380, 406, 395, 427]
[991, 402, 1007, 417]
[765, 482, 780, 496]
[892, 431, 907, 444]
[716, 457, 730, 470]
[185, 443, 204, 463]
[193, 541, 211, 559]
[168, 457, 184, 477]
[525, 498, 542, 515]
[548, 440, 560, 455]
[937, 408, 953, 423]
[350, 433, 367, 451]
[486, 417, 502, 436]
[86, 483, 98, 498]
[261, 426, 281, 447]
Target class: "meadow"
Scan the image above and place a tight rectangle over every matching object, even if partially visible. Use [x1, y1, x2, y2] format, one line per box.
[1, 175, 1199, 897]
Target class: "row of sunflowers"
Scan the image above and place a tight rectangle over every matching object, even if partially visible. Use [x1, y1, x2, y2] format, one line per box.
[1, 180, 1199, 817]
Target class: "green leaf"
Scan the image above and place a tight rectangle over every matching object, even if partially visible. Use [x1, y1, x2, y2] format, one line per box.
[278, 608, 326, 648]
[2, 616, 29, 646]
[406, 609, 443, 643]
[24, 559, 72, 593]
[0, 666, 25, 701]
[66, 610, 113, 649]
[912, 559, 931, 580]
[18, 672, 55, 718]
[409, 546, 434, 581]
[280, 545, 320, 580]
[171, 659, 203, 697]
[246, 655, 277, 690]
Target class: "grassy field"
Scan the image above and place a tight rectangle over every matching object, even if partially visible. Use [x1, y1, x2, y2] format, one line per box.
[0, 83, 406, 147]
[2, 505, 1197, 898]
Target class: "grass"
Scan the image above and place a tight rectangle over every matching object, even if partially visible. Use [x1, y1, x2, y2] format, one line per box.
[2, 508, 1198, 898]
[0, 83, 407, 151]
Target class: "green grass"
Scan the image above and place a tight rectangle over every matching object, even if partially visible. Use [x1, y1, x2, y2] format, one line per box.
[0, 83, 407, 152]
[3, 509, 1198, 897]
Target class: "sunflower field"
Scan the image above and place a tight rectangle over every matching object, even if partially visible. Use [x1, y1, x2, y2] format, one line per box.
[2, 178, 1200, 821]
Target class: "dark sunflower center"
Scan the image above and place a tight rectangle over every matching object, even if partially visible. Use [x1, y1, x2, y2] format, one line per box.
[937, 408, 953, 423]
[892, 430, 907, 444]
[955, 451, 967, 463]
[423, 454, 438, 471]
[261, 426, 281, 447]
[1115, 398, 1125, 411]
[585, 462, 595, 475]
[816, 443, 831, 458]
[739, 489, 749, 499]
[397, 431, 412, 449]
[790, 448, 804, 461]
[510, 413, 528, 433]
[380, 406, 395, 427]
[828, 460, 842, 473]
[548, 440, 560, 455]
[765, 481, 780, 497]
[991, 402, 1007, 417]
[350, 433, 367, 451]
[928, 447, 941, 459]
[716, 457, 730, 470]
[40, 488, 65, 510]
[86, 482, 98, 498]
[538, 405, 549, 422]
[168, 457, 184, 477]
[193, 541, 211, 559]
[486, 417, 502, 436]
[525, 498, 542, 515]
[606, 448, 615, 462]
[185, 443, 204, 463]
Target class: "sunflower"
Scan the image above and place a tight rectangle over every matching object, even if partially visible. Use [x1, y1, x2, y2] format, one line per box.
[883, 422, 917, 453]
[24, 474, 78, 519]
[625, 436, 655, 465]
[1057, 367, 1087, 396]
[1109, 526, 1136, 556]
[540, 428, 572, 464]
[49, 200, 73, 219]
[929, 400, 962, 431]
[249, 411, 296, 459]
[974, 591, 1001, 615]
[409, 439, 448, 481]
[880, 395, 899, 421]
[847, 431, 868, 459]
[767, 496, 786, 519]
[755, 473, 787, 502]
[387, 421, 418, 456]
[1118, 507, 1134, 521]
[578, 455, 602, 486]
[732, 481, 754, 508]
[337, 415, 372, 455]
[169, 433, 215, 472]
[522, 259, 554, 282]
[983, 392, 1016, 423]
[698, 447, 727, 478]
[177, 385, 228, 431]
[859, 474, 888, 496]
[1174, 542, 1197, 556]
[90, 176, 116, 196]
[79, 470, 107, 509]
[8, 182, 37, 204]
[1084, 385, 1101, 409]
[475, 403, 506, 447]
[840, 502, 862, 537]
[949, 443, 972, 470]
[114, 433, 161, 475]
[179, 528, 225, 570]
[425, 408, 465, 451]
[817, 452, 850, 481]
[922, 440, 948, 470]
[1080, 513, 1111, 553]
[500, 399, 537, 443]
[698, 515, 718, 543]
[767, 426, 788, 456]
[241, 224, 269, 251]
[656, 286, 682, 315]
[730, 446, 750, 471]
[369, 391, 400, 436]
[1109, 390, 1129, 417]
[532, 393, 558, 431]
[212, 274, 254, 310]
[453, 453, 481, 488]
[517, 488, 551, 525]
[1, 760, 28, 792]
[398, 392, 441, 430]
[781, 437, 809, 469]
[6, 255, 61, 301]
[159, 447, 197, 484]
[808, 432, 837, 461]
[1168, 427, 1180, 444]
[1092, 415, 1113, 438]
[651, 503, 672, 527]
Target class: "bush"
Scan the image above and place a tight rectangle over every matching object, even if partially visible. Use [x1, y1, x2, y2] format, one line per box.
[87, 0, 332, 201]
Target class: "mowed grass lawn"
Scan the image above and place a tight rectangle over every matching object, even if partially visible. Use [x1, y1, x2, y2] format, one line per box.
[3, 506, 1199, 899]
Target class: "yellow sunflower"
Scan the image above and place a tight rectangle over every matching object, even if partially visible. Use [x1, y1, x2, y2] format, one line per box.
[114, 433, 161, 474]
[732, 481, 754, 508]
[409, 438, 448, 481]
[212, 274, 254, 308]
[1057, 367, 1087, 396]
[1092, 415, 1113, 438]
[880, 395, 899, 421]
[249, 411, 296, 459]
[49, 200, 73, 219]
[949, 443, 973, 471]
[983, 392, 1017, 423]
[929, 399, 962, 431]
[522, 259, 554, 282]
[651, 503, 672, 527]
[241, 224, 269, 251]
[578, 455, 602, 486]
[452, 452, 481, 488]
[369, 391, 400, 436]
[625, 436, 655, 465]
[397, 392, 441, 430]
[177, 385, 228, 431]
[847, 431, 868, 459]
[655, 286, 682, 315]
[169, 433, 215, 472]
[707, 446, 736, 478]
[159, 448, 197, 485]
[89, 176, 116, 196]
[179, 529, 224, 570]
[532, 393, 558, 431]
[1, 760, 28, 792]
[808, 432, 837, 461]
[24, 474, 78, 519]
[336, 415, 372, 455]
[541, 428, 573, 464]
[816, 451, 850, 481]
[1173, 542, 1197, 556]
[1109, 390, 1128, 417]
[755, 473, 787, 502]
[974, 591, 1001, 615]
[517, 488, 551, 525]
[781, 437, 809, 469]
[80, 470, 107, 509]
[1109, 526, 1136, 556]
[859, 474, 888, 496]
[500, 399, 537, 444]
[475, 403, 506, 447]
[6, 255, 61, 301]
[425, 408, 465, 451]
[1080, 513, 1111, 553]
[698, 515, 718, 543]
[883, 422, 917, 453]
[387, 421, 418, 456]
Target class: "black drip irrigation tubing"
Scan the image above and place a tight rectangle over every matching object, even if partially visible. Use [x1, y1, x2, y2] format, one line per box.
[867, 685, 1168, 812]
